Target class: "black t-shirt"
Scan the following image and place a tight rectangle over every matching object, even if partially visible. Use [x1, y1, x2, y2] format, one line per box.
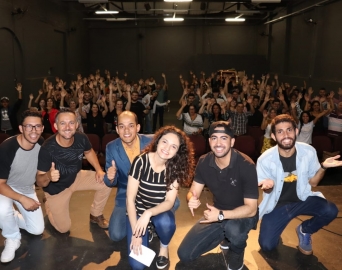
[194, 150, 259, 210]
[37, 132, 92, 195]
[130, 101, 146, 126]
[276, 151, 300, 207]
[247, 105, 263, 127]
[86, 112, 104, 138]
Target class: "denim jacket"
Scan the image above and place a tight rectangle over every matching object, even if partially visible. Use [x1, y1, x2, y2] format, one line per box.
[257, 142, 323, 219]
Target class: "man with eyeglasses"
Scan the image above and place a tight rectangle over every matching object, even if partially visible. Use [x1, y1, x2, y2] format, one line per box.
[0, 110, 45, 263]
[0, 83, 23, 136]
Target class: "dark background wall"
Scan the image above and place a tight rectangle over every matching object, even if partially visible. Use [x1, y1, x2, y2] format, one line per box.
[1, 0, 341, 104]
[87, 23, 268, 100]
[267, 0, 342, 92]
[0, 0, 87, 105]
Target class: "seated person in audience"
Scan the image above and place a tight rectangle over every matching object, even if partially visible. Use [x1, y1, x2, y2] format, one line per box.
[28, 93, 46, 112]
[227, 96, 255, 136]
[260, 109, 277, 153]
[291, 104, 329, 144]
[176, 100, 203, 136]
[178, 122, 258, 270]
[0, 110, 44, 263]
[0, 83, 23, 136]
[41, 98, 59, 134]
[327, 101, 342, 137]
[36, 109, 111, 233]
[130, 90, 148, 133]
[127, 126, 194, 270]
[257, 114, 341, 255]
[247, 95, 263, 127]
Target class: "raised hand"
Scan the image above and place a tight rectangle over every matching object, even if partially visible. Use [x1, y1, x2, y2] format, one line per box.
[49, 162, 60, 182]
[107, 160, 117, 180]
[15, 83, 22, 92]
[29, 94, 34, 100]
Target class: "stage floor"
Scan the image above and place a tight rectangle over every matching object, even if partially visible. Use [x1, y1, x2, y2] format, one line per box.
[1, 184, 341, 270]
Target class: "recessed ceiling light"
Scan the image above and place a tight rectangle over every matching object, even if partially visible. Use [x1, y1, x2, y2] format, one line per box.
[96, 11, 119, 14]
[225, 18, 245, 22]
[164, 18, 184, 22]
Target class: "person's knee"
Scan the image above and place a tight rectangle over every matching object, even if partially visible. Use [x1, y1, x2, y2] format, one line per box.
[27, 223, 45, 235]
[258, 236, 277, 252]
[52, 220, 71, 233]
[129, 257, 145, 270]
[326, 202, 338, 219]
[109, 228, 126, 242]
[177, 246, 194, 262]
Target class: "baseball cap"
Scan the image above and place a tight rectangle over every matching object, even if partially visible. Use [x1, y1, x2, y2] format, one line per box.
[209, 121, 235, 138]
[1, 97, 9, 101]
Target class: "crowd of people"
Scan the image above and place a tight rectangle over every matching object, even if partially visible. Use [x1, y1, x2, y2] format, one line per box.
[0, 70, 342, 270]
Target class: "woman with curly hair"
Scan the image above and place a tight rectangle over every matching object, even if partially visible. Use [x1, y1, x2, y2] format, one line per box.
[126, 126, 195, 270]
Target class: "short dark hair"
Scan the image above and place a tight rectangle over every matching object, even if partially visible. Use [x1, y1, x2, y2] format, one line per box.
[271, 114, 297, 135]
[55, 108, 76, 123]
[187, 93, 195, 98]
[20, 110, 42, 125]
[253, 95, 260, 101]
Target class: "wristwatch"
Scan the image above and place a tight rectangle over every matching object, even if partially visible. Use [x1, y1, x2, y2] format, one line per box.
[218, 210, 224, 222]
[321, 162, 328, 170]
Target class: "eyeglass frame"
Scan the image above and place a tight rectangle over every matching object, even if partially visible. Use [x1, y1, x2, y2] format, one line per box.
[22, 124, 43, 132]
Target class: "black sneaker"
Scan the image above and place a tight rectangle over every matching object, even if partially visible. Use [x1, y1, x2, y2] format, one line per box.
[228, 250, 244, 270]
[220, 238, 230, 250]
[148, 224, 157, 243]
[156, 255, 169, 269]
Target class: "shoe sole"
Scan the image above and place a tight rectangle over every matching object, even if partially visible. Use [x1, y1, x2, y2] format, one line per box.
[220, 245, 229, 250]
[298, 246, 313, 255]
[228, 264, 243, 270]
[156, 262, 169, 269]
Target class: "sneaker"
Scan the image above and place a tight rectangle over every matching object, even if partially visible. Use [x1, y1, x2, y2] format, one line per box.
[90, 214, 109, 229]
[156, 255, 169, 269]
[220, 238, 230, 250]
[1, 239, 21, 263]
[296, 225, 313, 255]
[228, 250, 244, 270]
[148, 224, 158, 243]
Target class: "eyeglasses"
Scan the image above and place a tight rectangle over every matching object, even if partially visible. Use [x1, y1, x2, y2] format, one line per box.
[22, 124, 43, 131]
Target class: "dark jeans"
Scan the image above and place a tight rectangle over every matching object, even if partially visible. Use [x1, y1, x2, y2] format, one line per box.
[177, 212, 258, 262]
[153, 106, 164, 132]
[127, 211, 176, 270]
[108, 197, 180, 242]
[259, 196, 338, 251]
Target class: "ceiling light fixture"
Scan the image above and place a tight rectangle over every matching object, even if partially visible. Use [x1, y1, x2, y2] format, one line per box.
[225, 18, 245, 22]
[95, 10, 119, 14]
[164, 12, 184, 22]
[106, 18, 128, 21]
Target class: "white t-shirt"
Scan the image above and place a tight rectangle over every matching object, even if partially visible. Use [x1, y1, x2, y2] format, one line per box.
[297, 121, 314, 144]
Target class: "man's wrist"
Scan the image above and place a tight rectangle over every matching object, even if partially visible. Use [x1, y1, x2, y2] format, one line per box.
[321, 162, 328, 170]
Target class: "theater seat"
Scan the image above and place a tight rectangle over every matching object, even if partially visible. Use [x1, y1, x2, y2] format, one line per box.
[188, 134, 207, 164]
[234, 135, 256, 160]
[83, 134, 101, 169]
[247, 126, 265, 156]
[99, 133, 119, 168]
[312, 135, 333, 160]
[0, 133, 9, 144]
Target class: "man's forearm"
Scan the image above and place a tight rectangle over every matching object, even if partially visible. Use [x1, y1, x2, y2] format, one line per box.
[222, 203, 257, 219]
[36, 172, 51, 187]
[309, 168, 326, 187]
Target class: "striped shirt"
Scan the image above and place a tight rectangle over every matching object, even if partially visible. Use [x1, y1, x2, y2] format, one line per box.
[129, 152, 166, 216]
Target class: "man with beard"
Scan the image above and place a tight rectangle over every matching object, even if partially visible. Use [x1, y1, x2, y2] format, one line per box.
[36, 108, 111, 233]
[178, 121, 259, 270]
[0, 110, 44, 263]
[257, 114, 341, 255]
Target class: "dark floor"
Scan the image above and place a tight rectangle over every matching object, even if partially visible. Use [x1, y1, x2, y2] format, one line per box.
[1, 104, 342, 270]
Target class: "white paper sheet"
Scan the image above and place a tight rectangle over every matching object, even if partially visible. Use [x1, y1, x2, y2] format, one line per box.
[129, 245, 156, 267]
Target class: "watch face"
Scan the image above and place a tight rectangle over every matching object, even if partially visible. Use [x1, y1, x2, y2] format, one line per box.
[219, 214, 224, 221]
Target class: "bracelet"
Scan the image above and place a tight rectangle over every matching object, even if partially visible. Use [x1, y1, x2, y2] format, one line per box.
[321, 163, 328, 170]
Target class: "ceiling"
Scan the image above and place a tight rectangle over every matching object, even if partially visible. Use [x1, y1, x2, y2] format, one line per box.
[66, 0, 296, 24]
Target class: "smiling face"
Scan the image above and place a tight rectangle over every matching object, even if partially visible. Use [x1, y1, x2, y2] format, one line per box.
[19, 116, 44, 146]
[271, 121, 297, 150]
[116, 112, 140, 145]
[301, 112, 310, 124]
[54, 112, 78, 140]
[209, 128, 235, 158]
[155, 133, 180, 161]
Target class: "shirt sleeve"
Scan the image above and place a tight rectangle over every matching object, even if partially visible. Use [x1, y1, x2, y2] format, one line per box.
[0, 139, 18, 179]
[37, 146, 53, 172]
[129, 154, 144, 181]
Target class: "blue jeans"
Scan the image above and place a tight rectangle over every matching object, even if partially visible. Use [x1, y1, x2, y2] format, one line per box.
[259, 196, 338, 251]
[177, 212, 258, 262]
[127, 211, 176, 270]
[108, 197, 180, 242]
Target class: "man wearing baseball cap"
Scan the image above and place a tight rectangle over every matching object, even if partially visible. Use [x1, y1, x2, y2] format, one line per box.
[1, 83, 23, 136]
[178, 121, 259, 270]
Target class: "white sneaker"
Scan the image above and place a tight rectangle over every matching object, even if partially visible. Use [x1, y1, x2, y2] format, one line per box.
[1, 239, 21, 263]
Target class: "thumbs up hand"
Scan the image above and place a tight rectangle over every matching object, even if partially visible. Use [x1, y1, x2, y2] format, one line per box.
[49, 162, 60, 182]
[188, 190, 201, 217]
[107, 160, 117, 181]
